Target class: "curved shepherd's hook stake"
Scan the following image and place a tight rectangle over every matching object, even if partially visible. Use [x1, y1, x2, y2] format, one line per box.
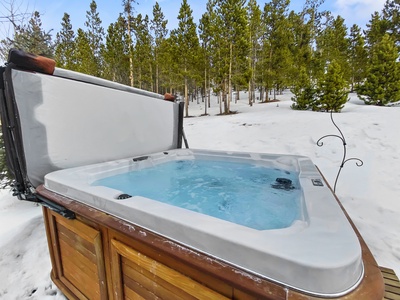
[316, 111, 363, 193]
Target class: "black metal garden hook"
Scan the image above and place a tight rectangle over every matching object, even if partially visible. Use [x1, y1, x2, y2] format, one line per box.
[316, 111, 363, 193]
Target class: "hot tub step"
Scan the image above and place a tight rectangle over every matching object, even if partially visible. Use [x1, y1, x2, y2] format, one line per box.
[381, 266, 400, 300]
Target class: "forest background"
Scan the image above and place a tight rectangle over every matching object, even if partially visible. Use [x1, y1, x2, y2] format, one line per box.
[1, 0, 400, 183]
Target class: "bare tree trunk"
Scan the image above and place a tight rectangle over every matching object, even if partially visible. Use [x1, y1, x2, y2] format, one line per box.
[227, 43, 233, 114]
[204, 68, 207, 115]
[196, 86, 200, 104]
[223, 80, 228, 114]
[150, 63, 153, 92]
[127, 24, 134, 87]
[155, 51, 159, 93]
[219, 92, 222, 115]
[248, 81, 252, 106]
[139, 66, 142, 89]
[185, 73, 189, 117]
[207, 78, 211, 108]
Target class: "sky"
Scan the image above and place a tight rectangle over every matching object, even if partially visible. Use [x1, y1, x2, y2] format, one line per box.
[0, 0, 388, 41]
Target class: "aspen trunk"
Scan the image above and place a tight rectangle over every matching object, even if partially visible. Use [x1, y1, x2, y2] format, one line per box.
[127, 20, 134, 87]
[219, 92, 222, 115]
[227, 43, 233, 113]
[204, 68, 207, 115]
[208, 77, 211, 108]
[185, 74, 189, 117]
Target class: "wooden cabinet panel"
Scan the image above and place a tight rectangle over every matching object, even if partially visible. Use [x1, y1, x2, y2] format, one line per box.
[110, 238, 230, 300]
[42, 206, 281, 299]
[44, 208, 108, 300]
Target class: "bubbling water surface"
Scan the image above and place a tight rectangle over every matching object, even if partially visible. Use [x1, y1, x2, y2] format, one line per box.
[93, 159, 302, 230]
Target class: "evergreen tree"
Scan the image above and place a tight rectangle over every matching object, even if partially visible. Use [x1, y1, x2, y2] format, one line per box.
[358, 34, 400, 105]
[291, 66, 317, 110]
[288, 11, 313, 103]
[55, 13, 75, 69]
[151, 2, 168, 94]
[170, 0, 200, 117]
[261, 0, 292, 100]
[349, 24, 368, 92]
[159, 36, 180, 94]
[247, 0, 262, 106]
[103, 15, 130, 84]
[13, 11, 53, 57]
[0, 130, 12, 188]
[132, 14, 153, 90]
[74, 28, 97, 75]
[316, 15, 350, 82]
[199, 0, 216, 115]
[289, 1, 323, 110]
[84, 0, 105, 77]
[122, 0, 136, 87]
[214, 0, 249, 113]
[382, 0, 400, 45]
[365, 11, 388, 49]
[317, 60, 349, 112]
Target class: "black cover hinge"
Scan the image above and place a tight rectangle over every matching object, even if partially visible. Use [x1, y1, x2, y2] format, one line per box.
[35, 194, 76, 219]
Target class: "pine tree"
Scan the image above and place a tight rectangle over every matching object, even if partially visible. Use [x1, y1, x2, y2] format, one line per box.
[74, 28, 97, 75]
[132, 14, 153, 90]
[382, 0, 400, 46]
[365, 11, 388, 49]
[122, 0, 136, 87]
[316, 15, 350, 82]
[289, 2, 322, 110]
[84, 0, 105, 77]
[55, 13, 75, 69]
[13, 11, 53, 57]
[199, 0, 216, 115]
[358, 34, 400, 105]
[317, 60, 349, 112]
[103, 16, 130, 84]
[291, 66, 317, 110]
[151, 2, 168, 94]
[213, 0, 249, 113]
[247, 0, 262, 106]
[349, 24, 368, 92]
[0, 129, 12, 188]
[261, 0, 292, 100]
[159, 36, 180, 94]
[170, 0, 200, 117]
[289, 11, 314, 108]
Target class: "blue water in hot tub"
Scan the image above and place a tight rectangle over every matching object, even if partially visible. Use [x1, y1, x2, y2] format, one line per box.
[92, 159, 302, 230]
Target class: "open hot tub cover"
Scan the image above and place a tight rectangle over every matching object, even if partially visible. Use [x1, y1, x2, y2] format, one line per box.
[0, 50, 183, 199]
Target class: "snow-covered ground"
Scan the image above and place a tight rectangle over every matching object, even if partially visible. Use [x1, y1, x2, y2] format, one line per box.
[0, 91, 399, 299]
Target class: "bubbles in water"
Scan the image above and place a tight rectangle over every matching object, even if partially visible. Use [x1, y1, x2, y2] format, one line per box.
[93, 159, 302, 230]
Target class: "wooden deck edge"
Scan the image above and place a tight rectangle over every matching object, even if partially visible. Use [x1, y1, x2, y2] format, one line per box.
[380, 267, 400, 300]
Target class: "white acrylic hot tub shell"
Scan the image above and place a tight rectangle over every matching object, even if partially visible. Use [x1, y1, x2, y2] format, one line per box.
[44, 148, 363, 297]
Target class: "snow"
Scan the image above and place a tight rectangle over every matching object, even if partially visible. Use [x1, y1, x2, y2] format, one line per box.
[0, 91, 399, 299]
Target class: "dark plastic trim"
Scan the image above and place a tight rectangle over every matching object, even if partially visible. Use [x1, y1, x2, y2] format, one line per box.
[177, 101, 189, 148]
[36, 193, 76, 219]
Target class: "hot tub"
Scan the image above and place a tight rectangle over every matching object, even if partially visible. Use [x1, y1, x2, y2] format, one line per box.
[3, 50, 378, 299]
[44, 148, 364, 297]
